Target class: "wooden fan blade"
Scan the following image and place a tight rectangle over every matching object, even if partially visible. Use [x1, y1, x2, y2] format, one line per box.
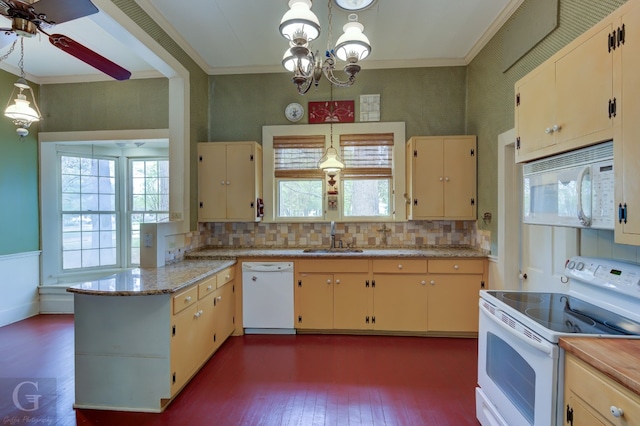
[49, 34, 131, 81]
[0, 30, 17, 49]
[32, 0, 98, 24]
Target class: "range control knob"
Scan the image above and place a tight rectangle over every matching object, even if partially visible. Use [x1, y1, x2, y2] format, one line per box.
[567, 261, 576, 269]
[576, 262, 585, 271]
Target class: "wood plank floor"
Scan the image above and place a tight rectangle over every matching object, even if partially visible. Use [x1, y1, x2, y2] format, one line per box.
[0, 315, 480, 425]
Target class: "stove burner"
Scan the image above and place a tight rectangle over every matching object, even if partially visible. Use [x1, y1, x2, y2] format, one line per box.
[525, 307, 596, 333]
[502, 293, 543, 304]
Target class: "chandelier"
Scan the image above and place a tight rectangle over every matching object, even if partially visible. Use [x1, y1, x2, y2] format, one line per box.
[279, 0, 372, 95]
[2, 38, 42, 139]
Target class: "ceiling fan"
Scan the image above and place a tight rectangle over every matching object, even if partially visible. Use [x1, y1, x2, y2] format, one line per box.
[0, 0, 131, 80]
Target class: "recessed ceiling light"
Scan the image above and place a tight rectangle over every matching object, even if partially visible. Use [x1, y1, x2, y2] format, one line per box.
[334, 0, 377, 12]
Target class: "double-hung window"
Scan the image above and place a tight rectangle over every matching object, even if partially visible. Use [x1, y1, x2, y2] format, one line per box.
[340, 133, 394, 218]
[274, 135, 325, 219]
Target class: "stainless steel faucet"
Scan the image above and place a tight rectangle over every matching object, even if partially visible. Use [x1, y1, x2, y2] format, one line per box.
[330, 221, 336, 249]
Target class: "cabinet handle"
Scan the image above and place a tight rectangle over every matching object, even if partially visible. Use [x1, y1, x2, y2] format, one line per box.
[185, 296, 192, 303]
[421, 280, 426, 285]
[454, 264, 460, 270]
[430, 280, 435, 285]
[397, 264, 403, 269]
[335, 279, 341, 284]
[610, 406, 624, 418]
[326, 279, 332, 284]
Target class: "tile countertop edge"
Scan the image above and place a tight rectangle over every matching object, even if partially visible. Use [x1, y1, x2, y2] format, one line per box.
[66, 259, 236, 296]
[559, 337, 640, 396]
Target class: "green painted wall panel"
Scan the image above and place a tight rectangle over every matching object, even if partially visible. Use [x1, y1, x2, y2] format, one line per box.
[209, 67, 467, 142]
[0, 70, 39, 255]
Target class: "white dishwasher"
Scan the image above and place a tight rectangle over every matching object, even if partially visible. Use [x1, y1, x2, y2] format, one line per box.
[242, 261, 295, 334]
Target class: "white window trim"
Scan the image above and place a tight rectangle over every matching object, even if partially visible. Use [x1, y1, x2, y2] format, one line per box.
[262, 122, 406, 223]
[40, 135, 169, 285]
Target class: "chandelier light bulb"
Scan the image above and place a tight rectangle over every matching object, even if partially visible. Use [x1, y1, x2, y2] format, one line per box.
[279, 0, 321, 44]
[4, 92, 40, 123]
[334, 14, 371, 62]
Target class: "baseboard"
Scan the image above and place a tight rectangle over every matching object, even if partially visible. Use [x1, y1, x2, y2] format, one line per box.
[39, 287, 74, 314]
[0, 301, 39, 327]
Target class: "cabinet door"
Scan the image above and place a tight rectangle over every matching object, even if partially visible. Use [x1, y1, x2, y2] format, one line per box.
[170, 305, 198, 394]
[372, 274, 427, 332]
[198, 143, 227, 221]
[556, 23, 614, 146]
[412, 138, 444, 218]
[226, 144, 256, 220]
[615, 2, 640, 243]
[215, 281, 236, 344]
[427, 274, 482, 333]
[515, 63, 556, 161]
[334, 272, 372, 330]
[295, 273, 334, 329]
[564, 391, 606, 426]
[196, 292, 217, 365]
[443, 136, 476, 219]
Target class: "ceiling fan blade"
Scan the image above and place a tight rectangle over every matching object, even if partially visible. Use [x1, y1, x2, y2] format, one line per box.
[0, 29, 17, 49]
[49, 34, 131, 81]
[32, 0, 98, 25]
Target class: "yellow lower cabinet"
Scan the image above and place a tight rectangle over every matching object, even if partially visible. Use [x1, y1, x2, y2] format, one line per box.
[170, 302, 198, 395]
[372, 274, 428, 332]
[213, 281, 236, 348]
[333, 272, 371, 330]
[296, 273, 335, 329]
[427, 274, 482, 333]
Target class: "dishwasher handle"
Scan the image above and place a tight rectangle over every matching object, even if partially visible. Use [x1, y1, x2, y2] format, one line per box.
[242, 262, 294, 273]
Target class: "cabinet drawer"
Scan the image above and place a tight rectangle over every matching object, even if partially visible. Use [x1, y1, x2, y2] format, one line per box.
[216, 266, 235, 288]
[297, 259, 369, 273]
[372, 259, 427, 274]
[198, 275, 217, 299]
[566, 355, 640, 425]
[428, 259, 484, 274]
[173, 286, 198, 315]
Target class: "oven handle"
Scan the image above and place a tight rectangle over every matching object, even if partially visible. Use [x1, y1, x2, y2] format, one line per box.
[479, 301, 554, 356]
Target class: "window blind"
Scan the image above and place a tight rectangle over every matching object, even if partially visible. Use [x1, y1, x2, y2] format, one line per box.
[274, 135, 325, 178]
[340, 133, 393, 179]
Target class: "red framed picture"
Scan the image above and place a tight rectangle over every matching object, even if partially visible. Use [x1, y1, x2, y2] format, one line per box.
[308, 100, 355, 123]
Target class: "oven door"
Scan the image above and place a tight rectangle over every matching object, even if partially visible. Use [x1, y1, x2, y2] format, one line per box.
[477, 300, 559, 426]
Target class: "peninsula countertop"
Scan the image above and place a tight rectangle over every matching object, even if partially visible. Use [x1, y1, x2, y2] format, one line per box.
[185, 246, 489, 260]
[66, 259, 236, 296]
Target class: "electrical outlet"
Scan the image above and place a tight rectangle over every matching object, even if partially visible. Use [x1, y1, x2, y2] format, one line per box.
[170, 212, 183, 220]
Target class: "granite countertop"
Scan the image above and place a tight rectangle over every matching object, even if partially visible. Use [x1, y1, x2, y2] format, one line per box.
[185, 246, 489, 260]
[560, 337, 640, 396]
[66, 259, 236, 296]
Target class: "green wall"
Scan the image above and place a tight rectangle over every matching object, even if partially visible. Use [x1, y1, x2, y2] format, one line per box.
[209, 67, 468, 142]
[466, 0, 626, 254]
[0, 70, 39, 255]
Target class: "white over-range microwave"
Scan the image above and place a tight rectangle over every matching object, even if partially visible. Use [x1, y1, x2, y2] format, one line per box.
[523, 141, 614, 229]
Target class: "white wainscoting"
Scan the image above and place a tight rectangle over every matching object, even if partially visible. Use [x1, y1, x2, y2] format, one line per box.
[0, 251, 40, 327]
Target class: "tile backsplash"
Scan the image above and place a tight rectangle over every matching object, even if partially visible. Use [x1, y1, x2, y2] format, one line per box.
[168, 220, 491, 261]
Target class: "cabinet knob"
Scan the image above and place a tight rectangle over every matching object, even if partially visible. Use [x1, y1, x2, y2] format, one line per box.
[454, 264, 459, 270]
[421, 280, 426, 285]
[207, 285, 213, 291]
[217, 296, 222, 301]
[430, 280, 436, 285]
[397, 264, 403, 269]
[545, 127, 553, 134]
[185, 296, 192, 303]
[445, 177, 449, 182]
[220, 180, 225, 185]
[225, 275, 230, 280]
[610, 406, 624, 418]
[439, 177, 443, 182]
[226, 180, 231, 185]
[552, 124, 561, 132]
[335, 279, 341, 284]
[326, 279, 332, 284]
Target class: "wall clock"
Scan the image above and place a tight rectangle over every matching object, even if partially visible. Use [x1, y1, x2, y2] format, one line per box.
[285, 102, 304, 122]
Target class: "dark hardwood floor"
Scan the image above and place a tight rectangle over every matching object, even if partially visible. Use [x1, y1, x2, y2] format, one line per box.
[0, 315, 480, 425]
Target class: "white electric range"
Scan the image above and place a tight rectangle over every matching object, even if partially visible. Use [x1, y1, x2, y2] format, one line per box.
[476, 256, 640, 426]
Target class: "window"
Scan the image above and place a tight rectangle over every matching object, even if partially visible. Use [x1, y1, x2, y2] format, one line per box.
[340, 133, 393, 218]
[262, 122, 406, 222]
[129, 159, 170, 264]
[60, 155, 118, 270]
[274, 135, 325, 219]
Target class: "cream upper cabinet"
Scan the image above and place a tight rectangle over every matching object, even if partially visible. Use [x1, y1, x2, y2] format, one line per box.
[198, 142, 263, 222]
[615, 0, 640, 244]
[406, 136, 477, 220]
[515, 19, 615, 163]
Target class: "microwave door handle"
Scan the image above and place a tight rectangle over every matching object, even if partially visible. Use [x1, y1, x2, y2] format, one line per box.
[479, 301, 554, 356]
[577, 166, 591, 226]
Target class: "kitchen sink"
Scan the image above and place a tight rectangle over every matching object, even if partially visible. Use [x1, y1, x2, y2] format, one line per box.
[302, 248, 364, 253]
